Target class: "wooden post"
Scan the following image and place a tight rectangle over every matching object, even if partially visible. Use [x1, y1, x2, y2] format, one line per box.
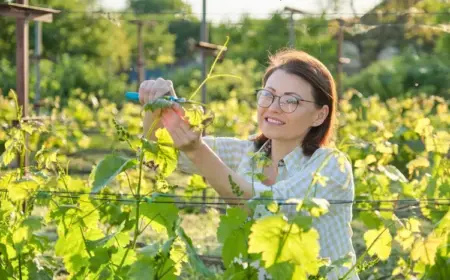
[137, 21, 145, 87]
[0, 1, 59, 171]
[16, 0, 29, 169]
[34, 21, 42, 115]
[336, 18, 344, 100]
[200, 0, 208, 212]
[16, 0, 29, 120]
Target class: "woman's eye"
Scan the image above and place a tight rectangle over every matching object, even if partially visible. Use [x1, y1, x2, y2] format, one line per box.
[286, 98, 298, 104]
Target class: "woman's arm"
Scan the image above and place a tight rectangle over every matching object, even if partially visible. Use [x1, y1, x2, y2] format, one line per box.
[161, 104, 255, 203]
[177, 136, 251, 175]
[182, 141, 256, 202]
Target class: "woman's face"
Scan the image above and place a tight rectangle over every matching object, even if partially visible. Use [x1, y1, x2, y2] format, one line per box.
[257, 69, 329, 143]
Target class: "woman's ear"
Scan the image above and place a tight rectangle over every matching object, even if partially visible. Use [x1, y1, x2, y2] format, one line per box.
[312, 105, 329, 127]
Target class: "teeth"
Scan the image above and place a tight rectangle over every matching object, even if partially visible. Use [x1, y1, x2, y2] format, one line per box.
[266, 118, 284, 125]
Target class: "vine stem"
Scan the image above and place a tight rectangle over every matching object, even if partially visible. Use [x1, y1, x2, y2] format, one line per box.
[340, 221, 394, 280]
[117, 117, 160, 274]
[187, 74, 241, 101]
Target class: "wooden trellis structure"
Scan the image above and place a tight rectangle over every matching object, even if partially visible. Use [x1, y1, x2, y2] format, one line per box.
[0, 0, 59, 169]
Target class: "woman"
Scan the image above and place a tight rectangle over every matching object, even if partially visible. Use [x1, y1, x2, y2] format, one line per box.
[139, 50, 359, 279]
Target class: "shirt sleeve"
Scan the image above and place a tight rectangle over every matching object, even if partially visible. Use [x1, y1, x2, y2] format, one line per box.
[177, 136, 252, 175]
[252, 149, 359, 280]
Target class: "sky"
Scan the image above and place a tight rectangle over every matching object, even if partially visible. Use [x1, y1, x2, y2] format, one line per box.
[99, 0, 383, 22]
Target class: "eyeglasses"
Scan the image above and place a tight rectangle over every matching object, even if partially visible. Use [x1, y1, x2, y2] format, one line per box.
[255, 89, 319, 113]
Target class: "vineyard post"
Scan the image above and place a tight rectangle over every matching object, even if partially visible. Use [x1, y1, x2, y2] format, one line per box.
[34, 21, 42, 115]
[336, 18, 344, 100]
[283, 6, 309, 48]
[0, 0, 59, 170]
[200, 0, 208, 211]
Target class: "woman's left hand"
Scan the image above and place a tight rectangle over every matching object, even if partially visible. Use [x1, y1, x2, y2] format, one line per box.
[161, 103, 204, 154]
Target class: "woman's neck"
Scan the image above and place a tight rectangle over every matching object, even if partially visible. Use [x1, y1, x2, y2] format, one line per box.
[270, 138, 301, 164]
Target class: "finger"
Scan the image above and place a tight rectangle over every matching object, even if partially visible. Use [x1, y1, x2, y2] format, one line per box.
[172, 102, 185, 118]
[164, 120, 183, 147]
[140, 80, 155, 104]
[138, 80, 149, 105]
[154, 78, 171, 99]
[161, 109, 181, 130]
[167, 80, 177, 97]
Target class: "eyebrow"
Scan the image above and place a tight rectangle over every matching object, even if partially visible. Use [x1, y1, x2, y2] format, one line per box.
[265, 86, 303, 99]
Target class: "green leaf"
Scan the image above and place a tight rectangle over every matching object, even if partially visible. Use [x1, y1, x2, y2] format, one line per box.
[363, 227, 392, 261]
[55, 226, 89, 274]
[302, 198, 330, 217]
[145, 128, 177, 177]
[188, 174, 207, 190]
[223, 263, 255, 280]
[128, 258, 156, 280]
[222, 223, 251, 267]
[267, 262, 295, 280]
[142, 138, 159, 156]
[291, 216, 313, 231]
[8, 179, 38, 201]
[27, 261, 52, 280]
[89, 247, 110, 272]
[359, 212, 382, 229]
[266, 201, 279, 213]
[176, 227, 213, 277]
[143, 98, 174, 112]
[185, 106, 203, 127]
[248, 215, 321, 277]
[0, 148, 16, 167]
[86, 228, 121, 251]
[159, 258, 177, 280]
[169, 237, 188, 276]
[140, 196, 179, 237]
[217, 207, 248, 243]
[91, 154, 137, 192]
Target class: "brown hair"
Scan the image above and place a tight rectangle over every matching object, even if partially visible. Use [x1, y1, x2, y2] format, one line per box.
[253, 49, 337, 157]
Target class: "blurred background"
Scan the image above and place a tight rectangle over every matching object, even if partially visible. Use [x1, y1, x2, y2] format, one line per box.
[1, 0, 448, 105]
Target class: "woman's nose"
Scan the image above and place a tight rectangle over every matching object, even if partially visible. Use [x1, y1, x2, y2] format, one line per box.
[268, 96, 283, 112]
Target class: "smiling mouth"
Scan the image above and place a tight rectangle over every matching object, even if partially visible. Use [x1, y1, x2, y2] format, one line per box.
[265, 117, 285, 125]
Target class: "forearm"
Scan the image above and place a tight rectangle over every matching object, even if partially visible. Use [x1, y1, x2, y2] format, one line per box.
[184, 142, 254, 203]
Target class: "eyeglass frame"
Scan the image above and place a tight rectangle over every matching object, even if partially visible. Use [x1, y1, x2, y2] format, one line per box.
[255, 88, 322, 113]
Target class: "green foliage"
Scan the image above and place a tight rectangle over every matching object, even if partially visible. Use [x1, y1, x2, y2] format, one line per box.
[91, 154, 138, 192]
[345, 51, 450, 100]
[248, 215, 321, 278]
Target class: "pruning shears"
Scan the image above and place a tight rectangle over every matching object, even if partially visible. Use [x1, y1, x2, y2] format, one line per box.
[125, 92, 187, 103]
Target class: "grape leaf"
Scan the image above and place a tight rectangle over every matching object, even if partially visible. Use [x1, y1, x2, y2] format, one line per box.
[169, 237, 188, 276]
[128, 257, 156, 280]
[140, 196, 179, 237]
[411, 233, 442, 265]
[91, 154, 137, 192]
[150, 128, 177, 177]
[143, 98, 174, 112]
[248, 215, 321, 277]
[363, 227, 392, 261]
[176, 227, 213, 277]
[267, 262, 295, 280]
[222, 222, 251, 267]
[359, 212, 382, 229]
[8, 178, 38, 201]
[217, 207, 248, 243]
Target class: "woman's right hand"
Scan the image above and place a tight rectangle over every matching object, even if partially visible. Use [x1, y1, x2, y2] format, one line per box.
[139, 78, 177, 114]
[139, 78, 177, 139]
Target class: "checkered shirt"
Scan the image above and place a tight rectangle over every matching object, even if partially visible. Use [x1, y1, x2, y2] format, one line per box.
[178, 136, 360, 280]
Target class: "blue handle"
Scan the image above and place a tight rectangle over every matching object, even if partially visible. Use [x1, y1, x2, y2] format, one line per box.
[125, 92, 140, 102]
